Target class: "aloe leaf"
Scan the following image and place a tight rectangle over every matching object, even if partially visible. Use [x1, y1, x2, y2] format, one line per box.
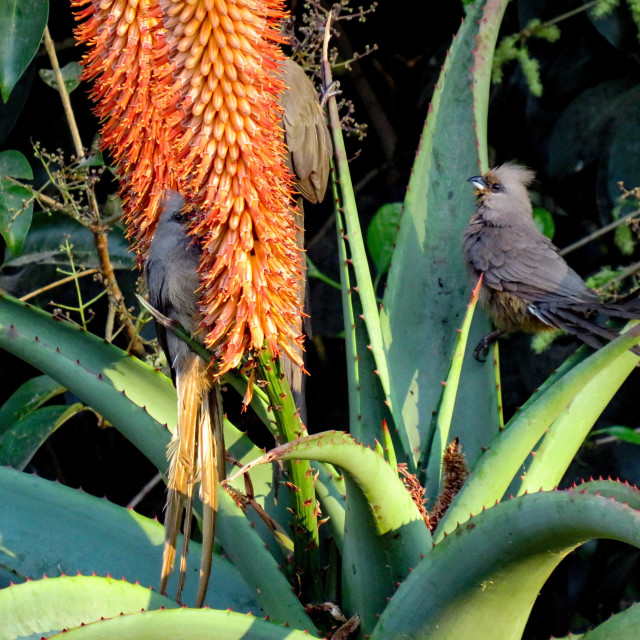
[228, 431, 429, 541]
[0, 0, 48, 102]
[327, 78, 396, 440]
[472, 0, 512, 170]
[578, 601, 640, 639]
[334, 185, 393, 451]
[518, 336, 639, 494]
[575, 478, 640, 507]
[423, 276, 482, 500]
[0, 293, 176, 465]
[0, 466, 258, 612]
[0, 296, 315, 629]
[47, 608, 319, 640]
[351, 294, 395, 451]
[0, 374, 65, 431]
[228, 430, 431, 635]
[331, 147, 393, 456]
[0, 575, 179, 640]
[436, 326, 640, 539]
[0, 402, 85, 469]
[371, 489, 640, 640]
[380, 1, 506, 473]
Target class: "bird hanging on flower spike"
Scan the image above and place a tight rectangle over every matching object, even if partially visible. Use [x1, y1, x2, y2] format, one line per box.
[72, 0, 331, 607]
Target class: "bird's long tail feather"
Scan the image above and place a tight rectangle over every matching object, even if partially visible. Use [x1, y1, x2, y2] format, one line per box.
[160, 354, 210, 603]
[536, 304, 640, 356]
[195, 382, 225, 607]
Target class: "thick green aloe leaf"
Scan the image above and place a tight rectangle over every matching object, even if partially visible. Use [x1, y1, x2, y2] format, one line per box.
[578, 601, 640, 639]
[575, 478, 640, 507]
[228, 430, 431, 635]
[370, 488, 640, 640]
[379, 0, 509, 477]
[436, 326, 640, 539]
[47, 608, 319, 640]
[0, 0, 48, 102]
[423, 276, 482, 500]
[517, 337, 639, 494]
[329, 105, 396, 456]
[0, 466, 257, 612]
[0, 575, 179, 640]
[0, 293, 176, 465]
[0, 295, 315, 629]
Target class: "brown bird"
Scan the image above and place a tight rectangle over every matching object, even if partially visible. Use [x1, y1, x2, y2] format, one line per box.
[145, 60, 331, 607]
[279, 59, 332, 422]
[463, 162, 640, 360]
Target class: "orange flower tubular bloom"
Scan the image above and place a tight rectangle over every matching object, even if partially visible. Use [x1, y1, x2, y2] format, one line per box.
[74, 0, 303, 378]
[72, 0, 181, 257]
[159, 0, 302, 376]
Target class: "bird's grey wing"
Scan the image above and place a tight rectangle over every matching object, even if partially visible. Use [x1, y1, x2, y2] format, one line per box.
[280, 59, 332, 204]
[145, 254, 174, 380]
[466, 223, 600, 307]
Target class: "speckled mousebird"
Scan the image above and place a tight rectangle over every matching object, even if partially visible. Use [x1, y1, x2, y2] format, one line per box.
[463, 162, 640, 360]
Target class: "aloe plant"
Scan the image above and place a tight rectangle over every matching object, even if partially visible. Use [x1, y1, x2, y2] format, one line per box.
[2, 1, 640, 639]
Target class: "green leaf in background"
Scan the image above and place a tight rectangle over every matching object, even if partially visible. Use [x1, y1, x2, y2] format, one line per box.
[366, 202, 402, 276]
[614, 222, 634, 255]
[0, 63, 33, 145]
[2, 211, 133, 270]
[585, 265, 622, 292]
[0, 149, 33, 255]
[0, 374, 65, 431]
[0, 0, 48, 102]
[39, 61, 82, 94]
[532, 206, 555, 239]
[0, 402, 86, 469]
[591, 425, 640, 446]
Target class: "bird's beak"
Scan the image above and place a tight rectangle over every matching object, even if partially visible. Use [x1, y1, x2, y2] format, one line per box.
[467, 176, 486, 191]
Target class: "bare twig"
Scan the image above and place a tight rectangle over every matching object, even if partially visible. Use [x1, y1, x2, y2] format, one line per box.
[19, 268, 99, 302]
[560, 209, 640, 256]
[128, 472, 163, 509]
[43, 26, 84, 159]
[44, 28, 145, 356]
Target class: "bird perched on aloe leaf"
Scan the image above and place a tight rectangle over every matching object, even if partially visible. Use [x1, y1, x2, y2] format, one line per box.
[463, 163, 640, 360]
[145, 59, 331, 607]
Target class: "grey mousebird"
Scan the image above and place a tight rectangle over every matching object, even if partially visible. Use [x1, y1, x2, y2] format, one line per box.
[463, 163, 640, 360]
[146, 191, 225, 608]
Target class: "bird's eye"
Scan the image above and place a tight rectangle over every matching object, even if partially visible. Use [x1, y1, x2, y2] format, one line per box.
[173, 212, 185, 223]
[490, 183, 503, 192]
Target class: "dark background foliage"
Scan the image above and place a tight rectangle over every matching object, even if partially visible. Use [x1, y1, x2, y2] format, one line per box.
[1, 1, 640, 637]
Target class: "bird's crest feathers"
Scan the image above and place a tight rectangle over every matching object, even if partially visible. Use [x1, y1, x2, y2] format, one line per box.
[487, 163, 535, 189]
